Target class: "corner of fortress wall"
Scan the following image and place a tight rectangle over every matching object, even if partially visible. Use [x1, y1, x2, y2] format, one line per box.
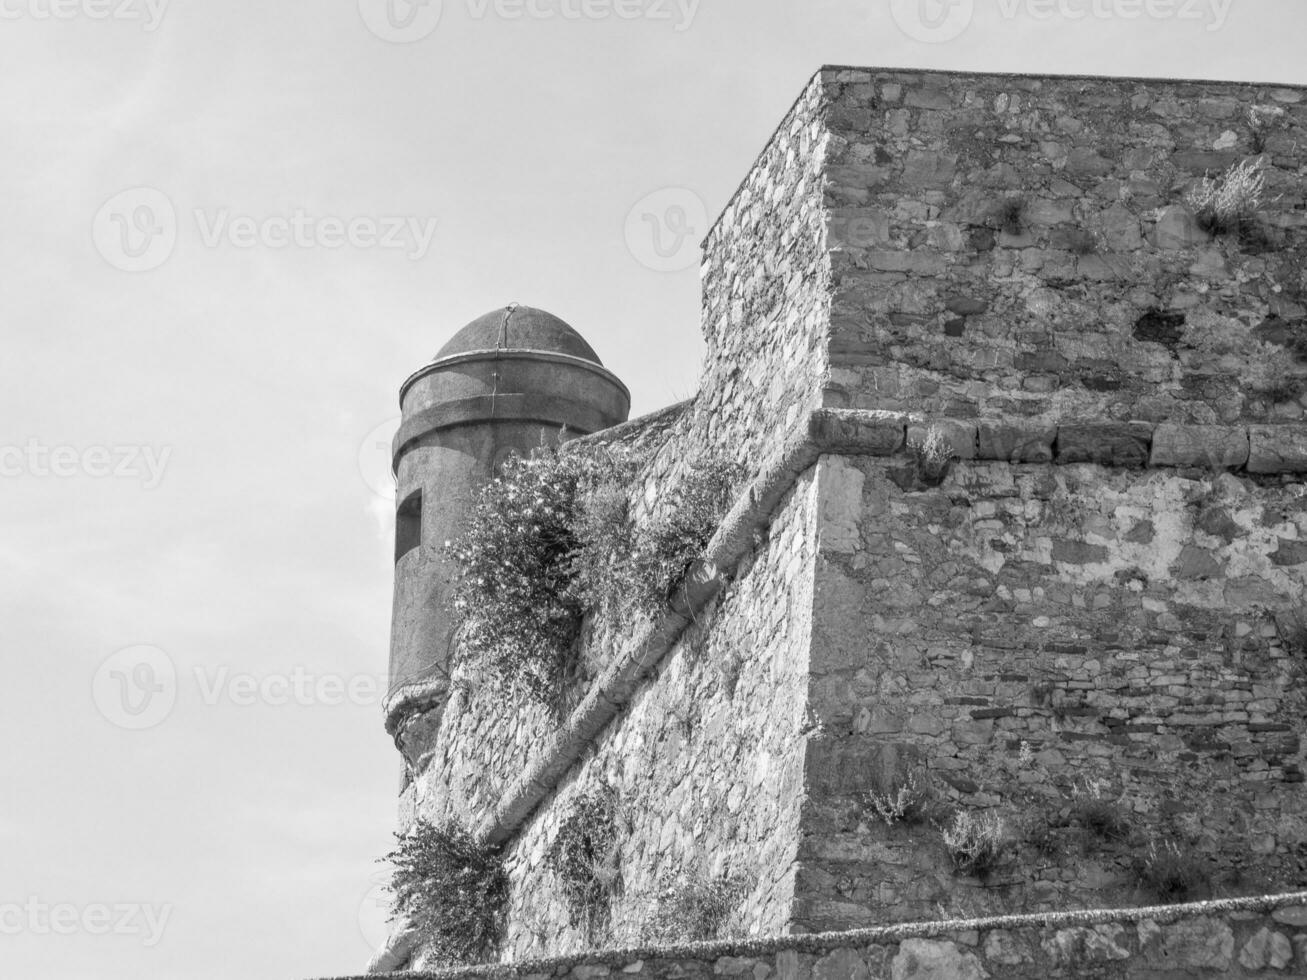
[395, 67, 1307, 969]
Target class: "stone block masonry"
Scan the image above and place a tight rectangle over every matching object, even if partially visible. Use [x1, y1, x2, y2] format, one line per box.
[803, 442, 1306, 928]
[820, 68, 1307, 427]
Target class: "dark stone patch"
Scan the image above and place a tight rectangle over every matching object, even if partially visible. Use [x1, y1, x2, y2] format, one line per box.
[1252, 316, 1307, 360]
[1171, 148, 1240, 173]
[1015, 351, 1069, 373]
[1124, 520, 1155, 544]
[1051, 227, 1097, 253]
[968, 226, 995, 251]
[942, 400, 980, 418]
[1052, 540, 1110, 564]
[1056, 422, 1152, 467]
[939, 774, 980, 794]
[945, 296, 989, 316]
[1170, 544, 1223, 580]
[976, 420, 1057, 462]
[1195, 505, 1241, 543]
[943, 317, 966, 337]
[1133, 308, 1186, 346]
[1045, 643, 1088, 655]
[1270, 538, 1307, 566]
[1080, 371, 1122, 392]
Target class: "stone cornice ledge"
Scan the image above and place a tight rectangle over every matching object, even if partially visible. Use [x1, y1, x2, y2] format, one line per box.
[481, 410, 1307, 845]
[331, 891, 1307, 980]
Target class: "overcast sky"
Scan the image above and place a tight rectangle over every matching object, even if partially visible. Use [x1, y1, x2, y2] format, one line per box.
[3, 1, 1305, 978]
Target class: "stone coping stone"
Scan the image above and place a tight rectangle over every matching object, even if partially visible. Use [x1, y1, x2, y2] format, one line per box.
[815, 411, 1307, 474]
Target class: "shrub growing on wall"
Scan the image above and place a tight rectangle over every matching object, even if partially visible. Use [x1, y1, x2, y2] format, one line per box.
[624, 456, 739, 618]
[446, 442, 737, 704]
[941, 810, 1009, 878]
[1137, 837, 1210, 900]
[385, 819, 508, 966]
[544, 784, 623, 940]
[446, 444, 640, 703]
[1186, 157, 1267, 236]
[641, 869, 750, 944]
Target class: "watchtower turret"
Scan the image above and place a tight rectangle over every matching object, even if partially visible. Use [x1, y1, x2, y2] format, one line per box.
[384, 304, 630, 766]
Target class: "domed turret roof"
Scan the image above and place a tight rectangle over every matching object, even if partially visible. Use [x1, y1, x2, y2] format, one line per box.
[435, 304, 603, 365]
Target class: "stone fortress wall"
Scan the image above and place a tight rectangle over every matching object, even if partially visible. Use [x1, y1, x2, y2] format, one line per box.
[389, 67, 1307, 974]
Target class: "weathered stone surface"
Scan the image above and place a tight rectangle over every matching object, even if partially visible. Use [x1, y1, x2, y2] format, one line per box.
[805, 737, 918, 796]
[1042, 924, 1130, 965]
[1149, 424, 1249, 468]
[976, 420, 1056, 462]
[1273, 906, 1307, 927]
[1150, 204, 1207, 249]
[890, 939, 987, 980]
[1056, 423, 1153, 466]
[813, 412, 907, 456]
[1138, 917, 1234, 970]
[1248, 425, 1307, 473]
[803, 455, 1307, 928]
[1134, 308, 1187, 346]
[1195, 504, 1241, 543]
[1271, 539, 1307, 566]
[1171, 544, 1224, 580]
[1052, 540, 1110, 565]
[1239, 926, 1294, 970]
[819, 72, 1307, 427]
[775, 950, 812, 980]
[980, 930, 1026, 965]
[812, 947, 869, 980]
[818, 457, 865, 554]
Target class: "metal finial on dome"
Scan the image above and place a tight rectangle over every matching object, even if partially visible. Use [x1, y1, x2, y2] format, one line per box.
[498, 303, 520, 350]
